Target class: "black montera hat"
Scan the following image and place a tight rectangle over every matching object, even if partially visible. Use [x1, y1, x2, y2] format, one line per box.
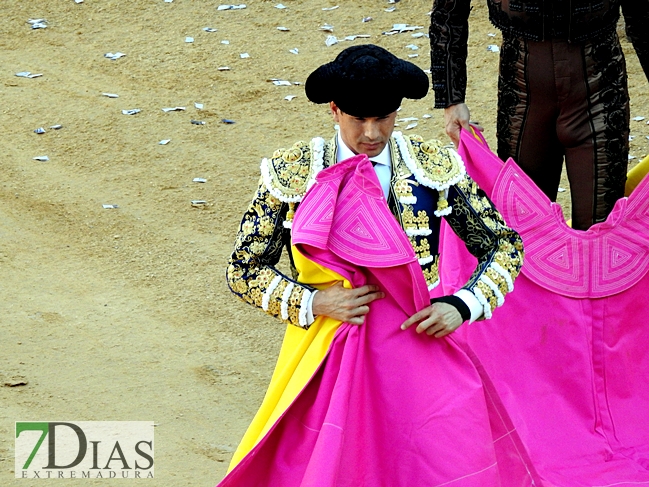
[305, 44, 429, 117]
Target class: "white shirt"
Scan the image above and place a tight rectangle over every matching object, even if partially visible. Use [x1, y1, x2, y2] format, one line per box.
[305, 133, 483, 324]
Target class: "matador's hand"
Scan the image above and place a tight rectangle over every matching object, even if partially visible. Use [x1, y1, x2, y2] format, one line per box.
[400, 302, 463, 338]
[312, 282, 384, 325]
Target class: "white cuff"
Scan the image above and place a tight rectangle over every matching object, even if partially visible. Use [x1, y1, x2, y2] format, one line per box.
[454, 289, 483, 323]
[305, 289, 318, 326]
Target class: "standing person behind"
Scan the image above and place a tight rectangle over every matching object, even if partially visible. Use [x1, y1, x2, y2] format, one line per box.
[430, 0, 649, 230]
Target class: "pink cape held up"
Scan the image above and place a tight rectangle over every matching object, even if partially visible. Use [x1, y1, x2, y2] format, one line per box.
[217, 154, 537, 487]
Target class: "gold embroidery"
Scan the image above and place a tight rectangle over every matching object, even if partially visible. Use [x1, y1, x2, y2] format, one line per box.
[411, 237, 431, 259]
[408, 137, 463, 187]
[422, 256, 440, 287]
[401, 206, 430, 231]
[485, 267, 509, 296]
[476, 280, 497, 310]
[265, 141, 315, 199]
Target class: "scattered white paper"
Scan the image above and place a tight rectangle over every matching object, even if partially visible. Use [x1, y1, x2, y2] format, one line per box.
[557, 187, 566, 193]
[191, 200, 207, 205]
[362, 17, 373, 22]
[411, 32, 425, 38]
[289, 48, 299, 54]
[162, 106, 186, 112]
[218, 66, 231, 70]
[487, 45, 500, 52]
[277, 26, 290, 31]
[221, 40, 230, 44]
[633, 116, 645, 121]
[218, 4, 246, 10]
[105, 52, 126, 60]
[193, 178, 207, 183]
[385, 7, 396, 12]
[194, 102, 204, 109]
[185, 36, 194, 43]
[28, 19, 48, 29]
[159, 139, 171, 145]
[102, 93, 119, 98]
[240, 52, 250, 58]
[345, 35, 370, 41]
[408, 54, 419, 58]
[103, 204, 119, 209]
[405, 123, 418, 130]
[34, 127, 46, 134]
[275, 4, 287, 9]
[630, 135, 636, 141]
[203, 27, 217, 32]
[50, 124, 63, 130]
[488, 33, 496, 37]
[191, 120, 206, 125]
[326, 35, 339, 47]
[16, 72, 42, 78]
[165, 0, 173, 3]
[405, 44, 419, 50]
[272, 80, 292, 86]
[75, 0, 84, 3]
[33, 156, 49, 161]
[285, 95, 296, 101]
[122, 109, 141, 115]
[629, 155, 637, 160]
[322, 5, 339, 10]
[398, 117, 418, 122]
[320, 24, 334, 32]
[422, 114, 432, 119]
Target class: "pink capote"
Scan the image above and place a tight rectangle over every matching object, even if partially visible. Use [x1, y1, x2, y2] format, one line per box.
[218, 154, 538, 487]
[440, 129, 649, 486]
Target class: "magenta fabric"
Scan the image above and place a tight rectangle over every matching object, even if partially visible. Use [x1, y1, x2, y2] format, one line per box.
[218, 154, 538, 487]
[440, 129, 649, 486]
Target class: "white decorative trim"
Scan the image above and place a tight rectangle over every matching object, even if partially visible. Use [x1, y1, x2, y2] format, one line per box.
[434, 207, 452, 217]
[308, 137, 325, 193]
[427, 280, 440, 291]
[480, 275, 505, 307]
[405, 228, 432, 237]
[399, 195, 417, 205]
[283, 220, 292, 229]
[418, 255, 435, 266]
[260, 137, 325, 203]
[473, 287, 493, 319]
[298, 289, 312, 328]
[280, 282, 295, 320]
[261, 158, 301, 203]
[492, 262, 514, 292]
[394, 131, 466, 191]
[262, 275, 283, 311]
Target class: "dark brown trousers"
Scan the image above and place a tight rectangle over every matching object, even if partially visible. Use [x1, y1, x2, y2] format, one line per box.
[496, 32, 629, 230]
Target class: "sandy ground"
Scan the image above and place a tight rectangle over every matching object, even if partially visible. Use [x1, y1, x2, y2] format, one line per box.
[1, 1, 648, 486]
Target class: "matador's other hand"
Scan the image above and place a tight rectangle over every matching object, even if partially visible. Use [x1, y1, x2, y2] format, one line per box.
[312, 281, 384, 325]
[400, 302, 464, 338]
[443, 103, 472, 147]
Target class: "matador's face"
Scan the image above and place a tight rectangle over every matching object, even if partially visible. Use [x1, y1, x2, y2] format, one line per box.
[330, 101, 397, 158]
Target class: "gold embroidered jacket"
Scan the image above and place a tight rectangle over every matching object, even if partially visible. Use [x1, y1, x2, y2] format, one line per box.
[226, 132, 524, 328]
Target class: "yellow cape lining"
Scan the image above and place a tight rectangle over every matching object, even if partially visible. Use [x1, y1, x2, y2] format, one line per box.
[228, 247, 351, 471]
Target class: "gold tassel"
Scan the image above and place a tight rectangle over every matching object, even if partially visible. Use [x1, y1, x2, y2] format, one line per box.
[286, 202, 296, 222]
[436, 193, 449, 213]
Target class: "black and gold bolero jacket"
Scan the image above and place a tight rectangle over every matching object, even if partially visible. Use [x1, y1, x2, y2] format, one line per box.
[226, 132, 524, 328]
